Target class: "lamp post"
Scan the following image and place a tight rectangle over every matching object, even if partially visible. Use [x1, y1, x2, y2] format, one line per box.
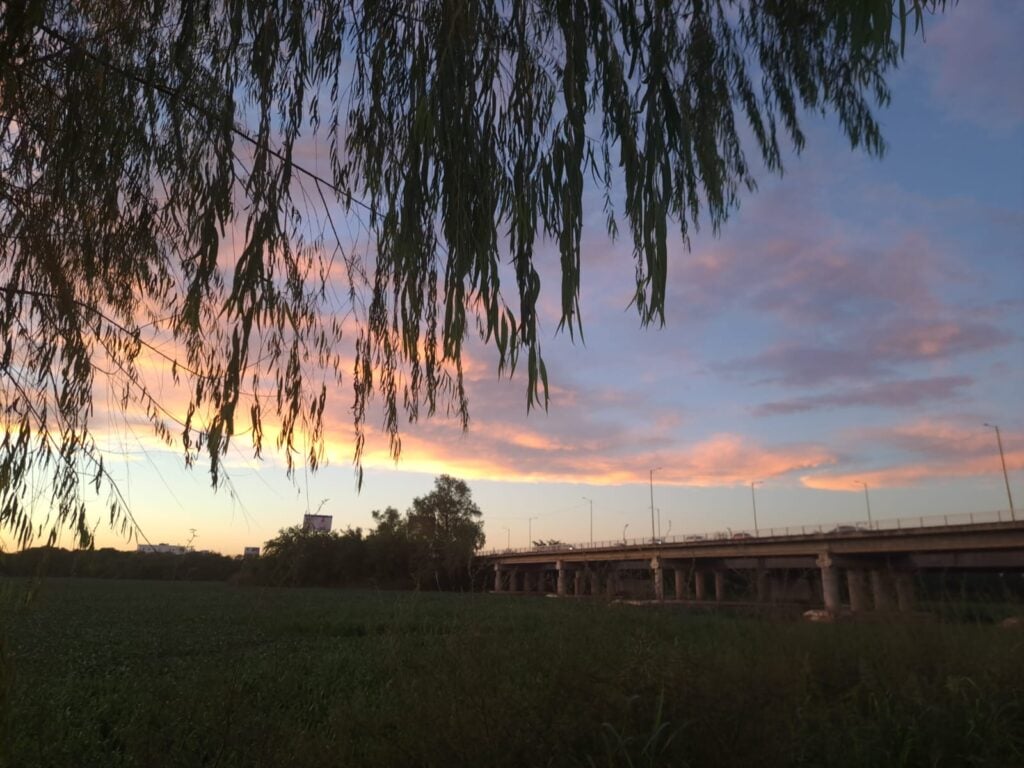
[649, 467, 662, 543]
[984, 423, 1016, 521]
[582, 497, 593, 547]
[750, 481, 763, 536]
[502, 526, 510, 550]
[854, 480, 873, 528]
[623, 523, 630, 543]
[527, 516, 538, 548]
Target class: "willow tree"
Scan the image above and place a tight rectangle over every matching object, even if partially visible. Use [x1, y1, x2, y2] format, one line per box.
[0, 0, 949, 546]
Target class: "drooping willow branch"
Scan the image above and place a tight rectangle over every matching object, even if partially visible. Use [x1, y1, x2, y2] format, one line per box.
[0, 0, 951, 547]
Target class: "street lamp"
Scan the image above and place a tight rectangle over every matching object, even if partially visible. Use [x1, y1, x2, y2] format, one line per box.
[984, 423, 1016, 521]
[649, 467, 663, 542]
[582, 497, 593, 547]
[854, 480, 873, 527]
[502, 526, 510, 550]
[750, 481, 763, 536]
[623, 523, 630, 543]
[527, 516, 538, 548]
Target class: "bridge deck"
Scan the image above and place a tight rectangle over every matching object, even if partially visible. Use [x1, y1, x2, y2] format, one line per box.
[480, 519, 1024, 569]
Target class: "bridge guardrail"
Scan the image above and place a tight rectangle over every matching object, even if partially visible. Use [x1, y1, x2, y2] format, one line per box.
[478, 509, 1016, 556]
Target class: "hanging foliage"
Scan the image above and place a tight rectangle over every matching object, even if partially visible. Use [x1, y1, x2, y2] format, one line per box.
[0, 0, 949, 546]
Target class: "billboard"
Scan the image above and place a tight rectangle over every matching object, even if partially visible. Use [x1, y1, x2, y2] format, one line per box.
[302, 514, 332, 533]
[243, 546, 260, 558]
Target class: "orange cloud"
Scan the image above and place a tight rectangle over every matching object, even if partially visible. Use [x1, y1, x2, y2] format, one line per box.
[341, 419, 835, 488]
[662, 433, 835, 487]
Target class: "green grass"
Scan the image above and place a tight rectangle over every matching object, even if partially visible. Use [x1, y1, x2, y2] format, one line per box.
[1, 578, 1022, 767]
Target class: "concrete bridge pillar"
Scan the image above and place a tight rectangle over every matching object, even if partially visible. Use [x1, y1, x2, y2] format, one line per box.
[871, 569, 896, 611]
[847, 569, 869, 612]
[650, 557, 664, 601]
[574, 570, 584, 596]
[508, 570, 519, 592]
[494, 565, 503, 592]
[522, 571, 533, 593]
[606, 571, 617, 598]
[590, 570, 600, 596]
[714, 571, 726, 602]
[756, 570, 769, 602]
[817, 553, 841, 614]
[674, 568, 688, 600]
[694, 571, 706, 601]
[556, 561, 568, 597]
[894, 572, 915, 613]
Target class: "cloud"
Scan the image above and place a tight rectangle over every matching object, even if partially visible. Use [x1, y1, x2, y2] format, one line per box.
[724, 317, 1009, 387]
[801, 420, 1024, 490]
[666, 188, 948, 325]
[660, 434, 835, 487]
[346, 399, 836, 488]
[872, 320, 1010, 361]
[755, 375, 973, 416]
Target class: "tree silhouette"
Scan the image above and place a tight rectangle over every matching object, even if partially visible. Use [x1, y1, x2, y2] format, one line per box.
[0, 1, 949, 546]
[407, 475, 484, 590]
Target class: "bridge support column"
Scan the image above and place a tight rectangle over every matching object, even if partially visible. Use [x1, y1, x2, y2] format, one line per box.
[894, 573, 915, 613]
[817, 553, 841, 614]
[508, 570, 519, 592]
[694, 571, 706, 601]
[522, 571, 533, 593]
[756, 570, 769, 602]
[590, 570, 600, 596]
[574, 570, 584, 596]
[494, 565, 503, 592]
[768, 574, 781, 602]
[714, 571, 726, 602]
[650, 558, 664, 601]
[871, 569, 896, 611]
[556, 561, 568, 597]
[847, 569, 869, 612]
[674, 569, 688, 600]
[606, 571, 617, 598]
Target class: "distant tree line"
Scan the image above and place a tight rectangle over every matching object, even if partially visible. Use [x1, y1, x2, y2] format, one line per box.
[0, 547, 239, 581]
[1, 475, 487, 591]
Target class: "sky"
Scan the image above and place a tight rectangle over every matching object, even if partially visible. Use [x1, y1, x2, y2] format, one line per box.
[21, 1, 1024, 556]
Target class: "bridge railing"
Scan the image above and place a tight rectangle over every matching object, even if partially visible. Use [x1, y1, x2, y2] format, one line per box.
[478, 509, 1015, 556]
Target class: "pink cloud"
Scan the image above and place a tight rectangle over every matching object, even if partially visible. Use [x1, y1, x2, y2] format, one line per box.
[802, 420, 1024, 490]
[346, 406, 835, 488]
[871, 320, 1009, 361]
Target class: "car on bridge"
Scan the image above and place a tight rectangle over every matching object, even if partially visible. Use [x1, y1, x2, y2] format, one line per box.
[829, 525, 869, 534]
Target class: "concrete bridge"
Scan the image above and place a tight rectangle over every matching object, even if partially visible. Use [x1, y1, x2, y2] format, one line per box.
[478, 511, 1024, 614]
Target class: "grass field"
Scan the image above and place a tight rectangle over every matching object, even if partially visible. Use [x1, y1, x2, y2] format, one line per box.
[1, 578, 1022, 767]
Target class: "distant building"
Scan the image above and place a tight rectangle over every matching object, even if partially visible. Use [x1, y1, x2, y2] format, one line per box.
[137, 543, 187, 554]
[302, 514, 332, 533]
[243, 546, 260, 558]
